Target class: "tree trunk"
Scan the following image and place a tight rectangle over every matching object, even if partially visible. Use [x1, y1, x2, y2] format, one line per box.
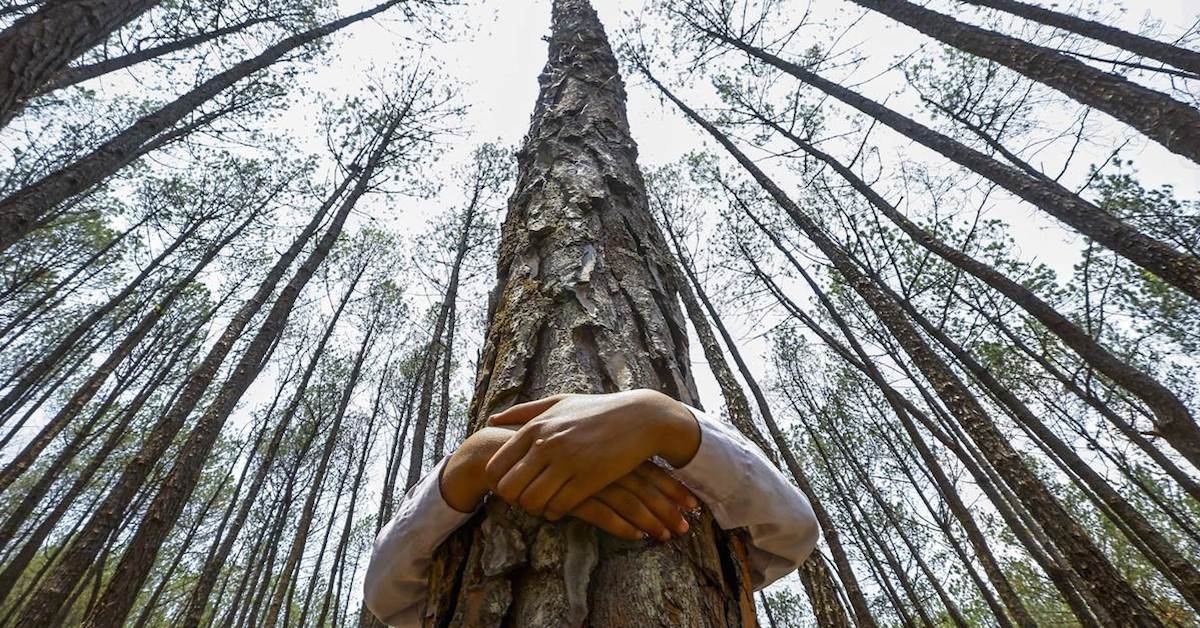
[0, 0, 159, 128]
[8, 166, 353, 628]
[847, 0, 1200, 162]
[0, 0, 403, 254]
[36, 14, 283, 95]
[685, 26, 1200, 303]
[659, 203, 869, 628]
[423, 2, 756, 626]
[744, 107, 1197, 465]
[75, 114, 401, 628]
[648, 70, 1162, 626]
[957, 0, 1200, 76]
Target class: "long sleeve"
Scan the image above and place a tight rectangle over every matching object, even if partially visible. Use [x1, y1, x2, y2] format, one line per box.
[363, 457, 475, 628]
[673, 405, 820, 589]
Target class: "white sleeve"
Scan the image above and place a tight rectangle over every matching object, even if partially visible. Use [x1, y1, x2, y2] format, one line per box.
[672, 405, 820, 589]
[363, 456, 476, 628]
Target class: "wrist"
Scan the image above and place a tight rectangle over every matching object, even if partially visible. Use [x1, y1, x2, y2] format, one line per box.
[636, 389, 701, 467]
[440, 444, 488, 513]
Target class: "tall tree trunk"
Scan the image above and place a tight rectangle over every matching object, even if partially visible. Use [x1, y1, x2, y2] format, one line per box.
[432, 293, 457, 461]
[36, 13, 285, 95]
[0, 0, 159, 128]
[741, 105, 1196, 465]
[0, 0, 404, 254]
[424, 2, 756, 626]
[75, 114, 402, 628]
[8, 166, 354, 628]
[957, 0, 1200, 76]
[681, 25, 1200, 303]
[658, 201, 869, 628]
[176, 264, 365, 628]
[261, 318, 377, 628]
[844, 0, 1200, 162]
[646, 69, 1162, 626]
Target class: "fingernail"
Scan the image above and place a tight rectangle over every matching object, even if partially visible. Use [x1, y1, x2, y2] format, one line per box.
[677, 520, 689, 534]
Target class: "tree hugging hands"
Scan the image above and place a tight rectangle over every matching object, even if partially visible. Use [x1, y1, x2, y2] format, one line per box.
[438, 389, 704, 542]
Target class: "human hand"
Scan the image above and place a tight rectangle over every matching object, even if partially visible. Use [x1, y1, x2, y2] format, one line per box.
[483, 389, 702, 522]
[443, 426, 698, 540]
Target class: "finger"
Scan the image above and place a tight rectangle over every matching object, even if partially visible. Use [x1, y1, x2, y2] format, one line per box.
[594, 485, 671, 541]
[570, 499, 644, 541]
[616, 473, 689, 536]
[487, 394, 568, 426]
[544, 478, 593, 522]
[493, 453, 548, 505]
[516, 464, 572, 517]
[636, 462, 699, 511]
[484, 429, 535, 488]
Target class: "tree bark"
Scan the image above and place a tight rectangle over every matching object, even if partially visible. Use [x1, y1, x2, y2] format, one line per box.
[957, 0, 1200, 76]
[423, 2, 756, 626]
[0, 0, 159, 128]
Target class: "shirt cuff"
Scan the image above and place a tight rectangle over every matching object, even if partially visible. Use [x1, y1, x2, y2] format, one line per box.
[671, 404, 755, 521]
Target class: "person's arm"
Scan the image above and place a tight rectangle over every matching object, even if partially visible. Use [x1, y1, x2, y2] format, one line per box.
[486, 389, 820, 590]
[671, 404, 820, 589]
[363, 427, 699, 627]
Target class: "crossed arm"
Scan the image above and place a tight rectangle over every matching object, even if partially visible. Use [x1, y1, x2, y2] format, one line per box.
[365, 389, 820, 627]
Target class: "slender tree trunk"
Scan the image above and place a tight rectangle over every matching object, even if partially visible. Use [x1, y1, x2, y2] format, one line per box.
[659, 202, 871, 628]
[0, 216, 203, 425]
[679, 27, 1200, 303]
[177, 265, 365, 628]
[957, 0, 1200, 76]
[432, 293, 457, 461]
[261, 319, 377, 628]
[844, 0, 1200, 162]
[0, 0, 403, 253]
[8, 166, 353, 628]
[76, 115, 402, 628]
[36, 13, 284, 94]
[744, 107, 1196, 462]
[424, 3, 756, 626]
[0, 0, 160, 128]
[648, 70, 1162, 626]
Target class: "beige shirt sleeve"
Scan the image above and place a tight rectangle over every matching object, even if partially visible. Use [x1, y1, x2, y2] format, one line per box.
[362, 405, 820, 626]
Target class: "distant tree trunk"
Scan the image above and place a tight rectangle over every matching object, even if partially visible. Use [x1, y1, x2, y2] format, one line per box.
[957, 0, 1200, 76]
[844, 0, 1200, 163]
[648, 69, 1162, 627]
[8, 167, 354, 628]
[261, 318, 377, 628]
[0, 0, 404, 254]
[681, 25, 1200, 303]
[423, 2, 756, 626]
[177, 263, 366, 628]
[433, 294, 457, 461]
[76, 114, 403, 628]
[742, 107, 1196, 463]
[0, 0, 160, 128]
[657, 201, 867, 628]
[36, 13, 283, 95]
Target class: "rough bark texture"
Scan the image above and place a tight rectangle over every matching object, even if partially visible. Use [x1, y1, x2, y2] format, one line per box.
[647, 70, 1163, 627]
[0, 0, 159, 127]
[958, 0, 1200, 76]
[423, 2, 756, 626]
[849, 0, 1200, 163]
